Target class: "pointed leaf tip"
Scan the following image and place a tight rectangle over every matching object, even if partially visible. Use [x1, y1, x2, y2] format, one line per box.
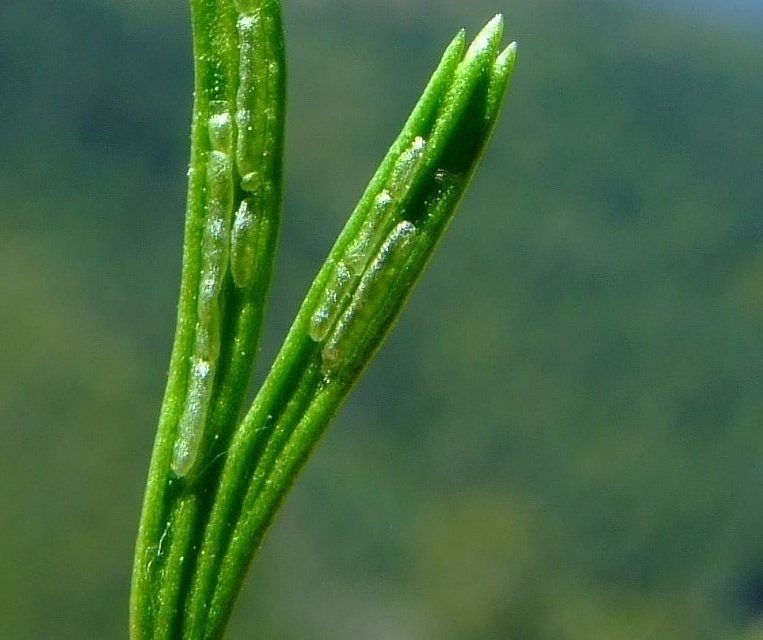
[462, 14, 505, 67]
[485, 42, 518, 123]
[447, 28, 467, 58]
[496, 41, 518, 70]
[485, 13, 504, 31]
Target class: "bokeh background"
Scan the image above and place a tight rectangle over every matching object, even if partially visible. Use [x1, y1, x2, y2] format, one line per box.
[1, 0, 762, 637]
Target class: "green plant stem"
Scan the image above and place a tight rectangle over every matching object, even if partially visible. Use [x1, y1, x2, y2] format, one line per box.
[129, 0, 285, 638]
[131, 4, 515, 639]
[184, 16, 516, 640]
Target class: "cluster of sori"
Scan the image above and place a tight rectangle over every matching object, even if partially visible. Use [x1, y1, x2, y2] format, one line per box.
[231, 1, 282, 285]
[231, 3, 281, 287]
[308, 137, 428, 374]
[172, 1, 283, 477]
[303, 17, 517, 381]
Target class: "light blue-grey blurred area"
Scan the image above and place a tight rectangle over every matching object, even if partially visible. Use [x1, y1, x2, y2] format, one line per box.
[1, 0, 762, 638]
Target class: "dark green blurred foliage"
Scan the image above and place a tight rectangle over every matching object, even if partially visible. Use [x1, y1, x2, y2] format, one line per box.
[1, 0, 762, 637]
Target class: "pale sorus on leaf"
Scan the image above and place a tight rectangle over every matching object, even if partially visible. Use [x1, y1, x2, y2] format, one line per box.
[130, 1, 517, 638]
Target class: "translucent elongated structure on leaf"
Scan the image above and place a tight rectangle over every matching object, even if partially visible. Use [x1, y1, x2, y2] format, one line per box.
[230, 195, 265, 289]
[344, 136, 426, 268]
[226, 3, 284, 291]
[387, 135, 426, 198]
[236, 10, 283, 193]
[321, 220, 418, 373]
[310, 135, 428, 344]
[308, 261, 354, 342]
[171, 108, 235, 477]
[344, 191, 394, 274]
[207, 100, 234, 155]
[172, 357, 214, 477]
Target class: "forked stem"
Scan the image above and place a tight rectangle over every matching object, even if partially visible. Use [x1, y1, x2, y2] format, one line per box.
[130, 4, 516, 638]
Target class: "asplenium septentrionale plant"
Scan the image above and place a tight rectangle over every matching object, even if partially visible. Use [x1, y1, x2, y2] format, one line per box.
[130, 0, 517, 637]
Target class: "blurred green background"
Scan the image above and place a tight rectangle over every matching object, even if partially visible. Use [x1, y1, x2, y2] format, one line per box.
[1, 0, 762, 637]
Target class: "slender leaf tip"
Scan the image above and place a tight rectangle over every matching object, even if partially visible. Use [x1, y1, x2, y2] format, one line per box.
[462, 13, 504, 66]
[497, 41, 518, 69]
[485, 41, 518, 122]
